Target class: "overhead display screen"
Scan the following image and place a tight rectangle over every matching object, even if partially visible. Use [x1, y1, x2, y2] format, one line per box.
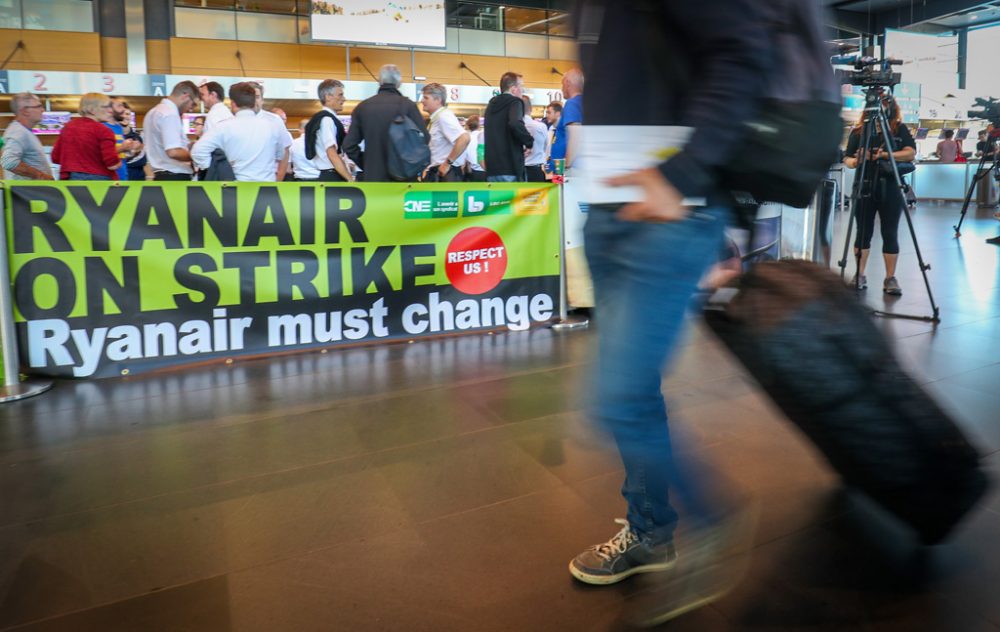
[311, 1, 446, 48]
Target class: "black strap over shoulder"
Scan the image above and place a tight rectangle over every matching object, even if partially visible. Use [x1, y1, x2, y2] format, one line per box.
[305, 110, 343, 160]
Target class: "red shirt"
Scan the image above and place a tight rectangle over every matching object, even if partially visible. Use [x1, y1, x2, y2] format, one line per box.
[51, 117, 120, 180]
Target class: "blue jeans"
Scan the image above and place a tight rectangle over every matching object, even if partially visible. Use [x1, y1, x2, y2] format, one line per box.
[584, 205, 727, 544]
[67, 172, 112, 181]
[486, 175, 518, 183]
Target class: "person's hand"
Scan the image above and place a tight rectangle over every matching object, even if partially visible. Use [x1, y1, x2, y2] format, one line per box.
[38, 172, 54, 181]
[437, 162, 451, 178]
[604, 168, 690, 223]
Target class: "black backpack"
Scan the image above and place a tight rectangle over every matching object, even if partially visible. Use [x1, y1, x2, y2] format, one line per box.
[644, 0, 843, 208]
[387, 102, 430, 181]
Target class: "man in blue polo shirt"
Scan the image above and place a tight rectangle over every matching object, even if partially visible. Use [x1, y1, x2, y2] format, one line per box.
[550, 68, 583, 168]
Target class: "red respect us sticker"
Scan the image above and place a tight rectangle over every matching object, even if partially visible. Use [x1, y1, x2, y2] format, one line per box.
[444, 227, 509, 294]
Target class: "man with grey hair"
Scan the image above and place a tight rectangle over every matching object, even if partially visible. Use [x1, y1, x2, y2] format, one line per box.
[343, 63, 426, 182]
[2, 92, 53, 180]
[420, 82, 469, 182]
[304, 78, 352, 181]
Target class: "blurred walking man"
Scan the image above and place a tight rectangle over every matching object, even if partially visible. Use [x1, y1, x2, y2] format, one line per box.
[568, 1, 770, 625]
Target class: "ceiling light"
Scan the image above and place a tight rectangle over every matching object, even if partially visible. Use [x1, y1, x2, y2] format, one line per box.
[970, 14, 979, 19]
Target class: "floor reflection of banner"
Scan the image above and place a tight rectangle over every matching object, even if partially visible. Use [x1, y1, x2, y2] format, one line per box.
[561, 179, 594, 308]
[6, 182, 561, 378]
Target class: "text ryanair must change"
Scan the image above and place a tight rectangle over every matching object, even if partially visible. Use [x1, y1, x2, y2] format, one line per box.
[7, 182, 560, 378]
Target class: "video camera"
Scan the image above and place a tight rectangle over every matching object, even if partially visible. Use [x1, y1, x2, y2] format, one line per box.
[967, 97, 1000, 128]
[832, 55, 903, 88]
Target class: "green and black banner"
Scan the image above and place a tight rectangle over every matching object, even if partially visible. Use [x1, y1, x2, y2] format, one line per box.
[5, 182, 560, 378]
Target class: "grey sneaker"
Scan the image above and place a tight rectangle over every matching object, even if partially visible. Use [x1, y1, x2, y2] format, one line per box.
[624, 502, 760, 627]
[569, 519, 677, 585]
[883, 276, 902, 296]
[851, 274, 868, 290]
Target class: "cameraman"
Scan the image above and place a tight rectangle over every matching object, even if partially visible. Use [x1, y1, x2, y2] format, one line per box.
[843, 94, 915, 296]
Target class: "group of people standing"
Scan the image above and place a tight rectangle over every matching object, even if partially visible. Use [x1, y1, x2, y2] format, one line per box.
[1, 66, 583, 186]
[1, 92, 145, 182]
[316, 63, 583, 184]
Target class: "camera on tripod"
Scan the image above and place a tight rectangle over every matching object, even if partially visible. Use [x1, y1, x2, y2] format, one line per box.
[832, 55, 903, 87]
[967, 97, 1000, 129]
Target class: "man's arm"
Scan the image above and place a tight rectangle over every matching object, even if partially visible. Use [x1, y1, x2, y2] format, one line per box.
[654, 1, 771, 199]
[160, 113, 192, 162]
[343, 109, 363, 167]
[327, 146, 353, 181]
[508, 103, 533, 148]
[276, 148, 290, 181]
[610, 0, 770, 222]
[319, 117, 352, 180]
[1, 135, 53, 180]
[190, 129, 220, 170]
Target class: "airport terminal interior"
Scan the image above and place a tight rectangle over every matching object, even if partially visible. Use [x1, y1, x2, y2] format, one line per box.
[2, 0, 1000, 630]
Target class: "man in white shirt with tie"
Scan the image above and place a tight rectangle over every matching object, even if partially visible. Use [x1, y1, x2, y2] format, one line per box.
[191, 82, 284, 182]
[199, 81, 233, 135]
[250, 81, 293, 181]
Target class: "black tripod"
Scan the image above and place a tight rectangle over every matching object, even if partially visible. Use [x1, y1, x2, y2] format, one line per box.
[838, 86, 940, 323]
[953, 132, 1000, 237]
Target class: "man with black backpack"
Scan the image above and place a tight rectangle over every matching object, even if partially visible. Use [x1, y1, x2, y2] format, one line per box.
[343, 64, 428, 182]
[567, 0, 777, 625]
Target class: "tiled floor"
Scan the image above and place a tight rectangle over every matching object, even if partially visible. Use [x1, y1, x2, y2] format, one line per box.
[1, 202, 999, 631]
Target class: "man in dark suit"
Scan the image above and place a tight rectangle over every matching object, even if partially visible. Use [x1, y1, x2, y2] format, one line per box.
[342, 64, 426, 182]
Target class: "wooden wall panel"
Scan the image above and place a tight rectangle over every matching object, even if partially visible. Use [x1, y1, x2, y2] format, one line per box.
[100, 37, 127, 73]
[299, 45, 348, 77]
[146, 40, 171, 75]
[0, 30, 102, 72]
[413, 51, 463, 83]
[348, 47, 412, 79]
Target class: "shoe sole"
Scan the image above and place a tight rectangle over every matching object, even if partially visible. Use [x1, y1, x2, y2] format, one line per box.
[568, 558, 677, 585]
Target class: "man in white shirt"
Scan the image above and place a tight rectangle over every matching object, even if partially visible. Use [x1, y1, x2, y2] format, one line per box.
[191, 82, 284, 182]
[462, 114, 486, 182]
[420, 83, 469, 183]
[144, 80, 201, 180]
[251, 82, 293, 181]
[199, 81, 233, 135]
[290, 119, 321, 181]
[304, 79, 352, 182]
[522, 94, 550, 182]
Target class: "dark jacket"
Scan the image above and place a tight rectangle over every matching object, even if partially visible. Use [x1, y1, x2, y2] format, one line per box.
[577, 0, 770, 198]
[305, 110, 345, 161]
[484, 93, 533, 179]
[343, 85, 426, 182]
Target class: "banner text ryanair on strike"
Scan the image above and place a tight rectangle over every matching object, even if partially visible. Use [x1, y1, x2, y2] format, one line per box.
[9, 184, 557, 377]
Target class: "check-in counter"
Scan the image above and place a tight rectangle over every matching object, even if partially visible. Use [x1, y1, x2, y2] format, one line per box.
[911, 162, 976, 201]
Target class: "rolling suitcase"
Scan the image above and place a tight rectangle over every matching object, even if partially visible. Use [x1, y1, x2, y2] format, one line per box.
[703, 259, 990, 544]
